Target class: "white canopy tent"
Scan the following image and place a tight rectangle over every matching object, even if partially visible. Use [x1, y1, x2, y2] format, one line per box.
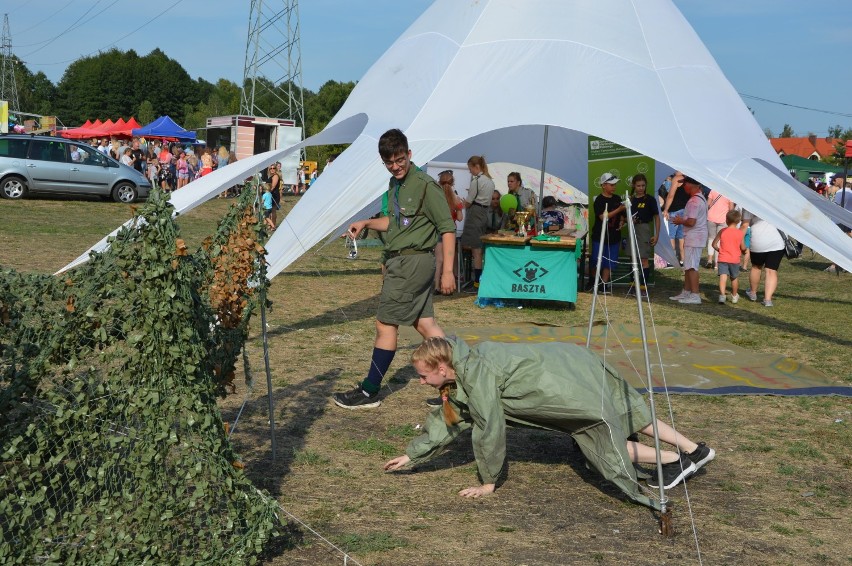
[60, 0, 852, 276]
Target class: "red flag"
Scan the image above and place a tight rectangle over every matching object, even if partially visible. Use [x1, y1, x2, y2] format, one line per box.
[846, 140, 852, 157]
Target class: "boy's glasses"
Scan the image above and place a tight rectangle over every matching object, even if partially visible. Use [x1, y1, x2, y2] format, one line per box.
[382, 156, 408, 168]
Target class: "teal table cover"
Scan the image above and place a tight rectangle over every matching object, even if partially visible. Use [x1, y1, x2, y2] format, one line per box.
[477, 241, 578, 302]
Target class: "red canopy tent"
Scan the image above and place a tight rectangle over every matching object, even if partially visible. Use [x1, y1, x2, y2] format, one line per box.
[58, 117, 144, 140]
[105, 118, 127, 137]
[107, 117, 142, 138]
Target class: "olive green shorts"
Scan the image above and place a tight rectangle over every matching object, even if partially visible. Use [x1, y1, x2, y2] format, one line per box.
[634, 222, 653, 259]
[377, 252, 436, 326]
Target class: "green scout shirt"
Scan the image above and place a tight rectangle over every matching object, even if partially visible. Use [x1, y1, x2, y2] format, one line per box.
[385, 165, 455, 253]
[404, 337, 659, 509]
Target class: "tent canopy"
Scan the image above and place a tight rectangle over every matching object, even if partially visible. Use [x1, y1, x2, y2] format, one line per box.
[782, 154, 844, 183]
[132, 116, 196, 141]
[60, 0, 852, 279]
[258, 0, 852, 279]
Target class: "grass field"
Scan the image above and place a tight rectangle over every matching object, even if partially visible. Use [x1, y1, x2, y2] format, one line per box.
[1, 194, 851, 565]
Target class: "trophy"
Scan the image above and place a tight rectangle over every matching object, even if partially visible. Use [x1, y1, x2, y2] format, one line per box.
[514, 210, 531, 237]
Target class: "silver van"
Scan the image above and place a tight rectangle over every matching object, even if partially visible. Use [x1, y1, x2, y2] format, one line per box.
[0, 134, 151, 203]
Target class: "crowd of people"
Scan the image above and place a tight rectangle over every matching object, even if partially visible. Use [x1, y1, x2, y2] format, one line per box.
[82, 136, 237, 193]
[82, 136, 334, 208]
[588, 168, 849, 306]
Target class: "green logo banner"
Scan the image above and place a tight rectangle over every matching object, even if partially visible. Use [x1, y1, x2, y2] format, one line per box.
[479, 245, 577, 302]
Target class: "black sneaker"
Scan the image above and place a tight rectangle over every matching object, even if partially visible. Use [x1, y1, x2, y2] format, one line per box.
[646, 453, 696, 489]
[332, 386, 381, 410]
[683, 442, 715, 471]
[426, 396, 443, 408]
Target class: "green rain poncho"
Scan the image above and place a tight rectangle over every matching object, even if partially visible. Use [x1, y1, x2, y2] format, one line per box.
[405, 337, 659, 509]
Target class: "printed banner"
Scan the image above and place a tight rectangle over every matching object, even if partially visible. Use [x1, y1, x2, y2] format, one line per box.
[478, 245, 577, 302]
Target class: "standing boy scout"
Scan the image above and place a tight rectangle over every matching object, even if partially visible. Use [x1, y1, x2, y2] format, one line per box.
[333, 129, 457, 409]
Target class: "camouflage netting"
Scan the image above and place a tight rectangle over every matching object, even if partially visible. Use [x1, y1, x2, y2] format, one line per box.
[0, 185, 280, 564]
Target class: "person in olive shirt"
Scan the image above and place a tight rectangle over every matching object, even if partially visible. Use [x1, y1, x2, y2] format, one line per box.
[590, 172, 626, 293]
[383, 337, 715, 501]
[333, 129, 457, 409]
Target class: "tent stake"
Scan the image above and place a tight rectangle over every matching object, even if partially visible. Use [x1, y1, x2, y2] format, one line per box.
[659, 504, 675, 537]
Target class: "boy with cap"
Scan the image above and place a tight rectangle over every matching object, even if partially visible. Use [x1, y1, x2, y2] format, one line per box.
[590, 172, 626, 293]
[668, 176, 708, 304]
[333, 129, 457, 409]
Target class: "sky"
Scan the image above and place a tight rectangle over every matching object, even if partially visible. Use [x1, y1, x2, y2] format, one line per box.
[4, 0, 851, 137]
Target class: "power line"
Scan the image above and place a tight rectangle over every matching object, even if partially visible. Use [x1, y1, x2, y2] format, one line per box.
[740, 92, 852, 120]
[19, 0, 110, 55]
[24, 0, 183, 67]
[14, 1, 75, 37]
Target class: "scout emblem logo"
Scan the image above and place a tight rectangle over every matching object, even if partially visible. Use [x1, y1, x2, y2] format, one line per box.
[513, 261, 548, 283]
[510, 261, 548, 293]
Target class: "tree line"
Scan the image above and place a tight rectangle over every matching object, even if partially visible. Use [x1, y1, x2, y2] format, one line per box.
[11, 48, 354, 162]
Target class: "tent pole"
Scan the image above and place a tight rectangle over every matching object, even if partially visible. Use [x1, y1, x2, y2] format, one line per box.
[624, 195, 670, 529]
[585, 204, 608, 347]
[537, 125, 549, 226]
[260, 284, 276, 461]
[256, 179, 277, 462]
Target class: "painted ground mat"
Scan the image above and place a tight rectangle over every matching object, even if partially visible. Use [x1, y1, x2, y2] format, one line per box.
[438, 323, 851, 396]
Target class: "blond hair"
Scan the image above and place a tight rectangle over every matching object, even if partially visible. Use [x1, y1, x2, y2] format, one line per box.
[467, 155, 492, 179]
[412, 337, 460, 425]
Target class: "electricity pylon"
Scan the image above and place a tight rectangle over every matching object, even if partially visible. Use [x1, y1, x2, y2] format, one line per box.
[1, 14, 21, 112]
[241, 0, 305, 136]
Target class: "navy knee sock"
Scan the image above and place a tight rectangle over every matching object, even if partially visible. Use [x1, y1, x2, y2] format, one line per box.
[361, 347, 396, 394]
[642, 267, 650, 286]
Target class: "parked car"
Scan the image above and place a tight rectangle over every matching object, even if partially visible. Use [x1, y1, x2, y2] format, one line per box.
[0, 134, 151, 203]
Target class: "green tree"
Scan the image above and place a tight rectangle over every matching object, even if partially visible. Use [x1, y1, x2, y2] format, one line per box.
[780, 124, 795, 138]
[303, 80, 356, 164]
[8, 56, 56, 117]
[827, 124, 846, 139]
[53, 48, 203, 124]
[824, 126, 852, 165]
[138, 100, 155, 125]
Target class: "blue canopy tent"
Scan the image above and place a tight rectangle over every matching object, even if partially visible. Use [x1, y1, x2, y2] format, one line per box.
[132, 116, 196, 141]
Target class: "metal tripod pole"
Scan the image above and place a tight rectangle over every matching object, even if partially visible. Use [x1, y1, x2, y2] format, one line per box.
[624, 195, 670, 531]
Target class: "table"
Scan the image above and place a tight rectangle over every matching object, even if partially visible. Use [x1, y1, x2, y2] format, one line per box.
[477, 234, 580, 303]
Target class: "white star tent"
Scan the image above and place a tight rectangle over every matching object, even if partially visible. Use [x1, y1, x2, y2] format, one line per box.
[60, 0, 852, 277]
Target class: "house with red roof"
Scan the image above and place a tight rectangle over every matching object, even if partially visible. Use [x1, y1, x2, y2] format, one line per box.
[770, 135, 839, 160]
